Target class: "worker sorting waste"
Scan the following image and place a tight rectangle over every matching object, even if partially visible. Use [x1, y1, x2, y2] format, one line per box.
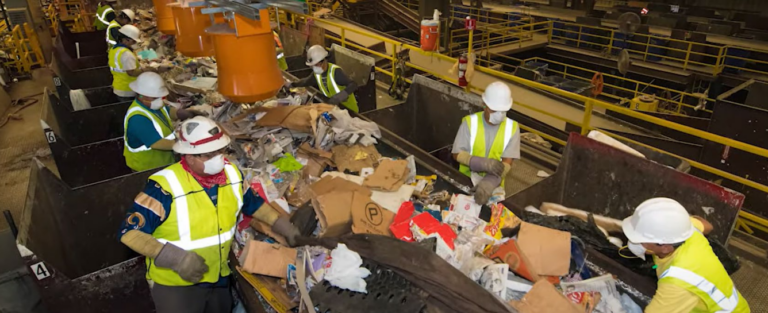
[622, 198, 750, 312]
[452, 81, 519, 204]
[285, 44, 359, 112]
[122, 72, 200, 172]
[93, 0, 117, 30]
[118, 116, 300, 312]
[106, 9, 135, 49]
[109, 24, 155, 101]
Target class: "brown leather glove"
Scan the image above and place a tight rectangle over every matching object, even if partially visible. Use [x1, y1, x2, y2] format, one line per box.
[271, 216, 300, 247]
[154, 243, 209, 283]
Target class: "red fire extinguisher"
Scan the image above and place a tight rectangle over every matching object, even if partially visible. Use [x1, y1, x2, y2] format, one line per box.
[458, 54, 468, 87]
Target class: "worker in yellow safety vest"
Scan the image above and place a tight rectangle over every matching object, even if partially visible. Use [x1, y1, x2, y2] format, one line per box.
[452, 81, 520, 205]
[118, 116, 300, 312]
[106, 9, 135, 49]
[273, 30, 288, 71]
[622, 198, 750, 313]
[93, 0, 117, 30]
[122, 72, 201, 172]
[285, 45, 359, 112]
[110, 24, 158, 101]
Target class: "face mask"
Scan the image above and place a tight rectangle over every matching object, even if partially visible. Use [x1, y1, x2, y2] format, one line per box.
[312, 66, 324, 74]
[203, 154, 225, 175]
[149, 98, 164, 110]
[627, 242, 647, 260]
[489, 111, 505, 125]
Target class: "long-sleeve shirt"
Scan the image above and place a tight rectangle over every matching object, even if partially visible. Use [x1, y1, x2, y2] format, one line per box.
[294, 66, 359, 96]
[118, 173, 265, 286]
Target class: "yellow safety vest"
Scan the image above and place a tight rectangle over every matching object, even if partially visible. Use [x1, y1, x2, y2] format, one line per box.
[314, 63, 359, 112]
[146, 162, 244, 286]
[109, 45, 138, 93]
[458, 112, 517, 186]
[94, 4, 114, 30]
[273, 31, 287, 71]
[657, 231, 749, 313]
[122, 100, 176, 172]
[106, 20, 120, 48]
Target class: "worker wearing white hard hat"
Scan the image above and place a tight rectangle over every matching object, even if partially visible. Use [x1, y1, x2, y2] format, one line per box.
[286, 45, 360, 112]
[122, 72, 201, 172]
[622, 198, 750, 313]
[106, 9, 135, 49]
[93, 0, 118, 31]
[118, 116, 300, 312]
[452, 81, 520, 205]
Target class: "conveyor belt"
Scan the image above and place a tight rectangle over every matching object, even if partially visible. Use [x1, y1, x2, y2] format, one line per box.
[313, 17, 648, 136]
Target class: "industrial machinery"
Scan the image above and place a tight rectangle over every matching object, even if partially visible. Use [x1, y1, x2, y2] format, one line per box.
[631, 94, 659, 112]
[170, 0, 217, 57]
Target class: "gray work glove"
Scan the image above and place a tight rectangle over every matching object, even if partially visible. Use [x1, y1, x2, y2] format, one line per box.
[328, 90, 349, 105]
[176, 108, 205, 121]
[469, 156, 505, 177]
[154, 243, 208, 283]
[473, 173, 502, 205]
[272, 216, 300, 247]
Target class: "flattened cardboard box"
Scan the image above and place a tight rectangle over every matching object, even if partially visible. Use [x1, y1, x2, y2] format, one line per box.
[239, 240, 297, 278]
[350, 191, 395, 236]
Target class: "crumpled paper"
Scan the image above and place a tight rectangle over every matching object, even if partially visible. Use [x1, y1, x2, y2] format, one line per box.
[324, 244, 371, 293]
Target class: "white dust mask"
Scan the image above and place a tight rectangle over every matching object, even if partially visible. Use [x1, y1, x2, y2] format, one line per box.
[203, 154, 225, 175]
[312, 66, 324, 74]
[627, 242, 647, 260]
[150, 98, 164, 110]
[489, 111, 505, 125]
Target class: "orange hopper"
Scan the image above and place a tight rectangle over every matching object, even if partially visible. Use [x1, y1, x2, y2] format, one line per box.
[206, 10, 282, 103]
[152, 0, 177, 34]
[170, 4, 215, 57]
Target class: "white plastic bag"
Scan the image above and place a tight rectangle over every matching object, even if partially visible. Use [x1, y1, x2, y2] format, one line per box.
[324, 244, 371, 293]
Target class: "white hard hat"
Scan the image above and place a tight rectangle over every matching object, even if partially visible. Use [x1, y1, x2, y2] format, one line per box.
[306, 45, 328, 66]
[622, 197, 695, 244]
[129, 72, 168, 97]
[118, 24, 142, 42]
[173, 116, 231, 155]
[121, 9, 136, 21]
[482, 81, 513, 111]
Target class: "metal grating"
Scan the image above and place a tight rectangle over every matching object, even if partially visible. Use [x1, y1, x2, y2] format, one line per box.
[310, 260, 426, 313]
[732, 258, 768, 311]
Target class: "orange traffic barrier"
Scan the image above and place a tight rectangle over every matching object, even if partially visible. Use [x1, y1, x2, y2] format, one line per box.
[208, 9, 282, 103]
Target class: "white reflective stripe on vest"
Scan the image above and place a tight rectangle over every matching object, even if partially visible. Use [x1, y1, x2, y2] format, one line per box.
[123, 106, 176, 152]
[153, 164, 244, 251]
[111, 48, 125, 72]
[106, 24, 118, 45]
[276, 52, 285, 59]
[502, 118, 513, 151]
[661, 266, 739, 312]
[328, 64, 342, 93]
[98, 7, 114, 24]
[467, 114, 514, 156]
[468, 113, 478, 152]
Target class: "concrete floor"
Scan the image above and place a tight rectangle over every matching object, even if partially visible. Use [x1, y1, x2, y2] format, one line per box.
[0, 68, 56, 231]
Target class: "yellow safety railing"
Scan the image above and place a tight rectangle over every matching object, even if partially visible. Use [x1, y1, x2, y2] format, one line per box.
[284, 11, 768, 237]
[395, 0, 418, 11]
[45, 4, 60, 36]
[551, 21, 727, 76]
[449, 20, 549, 55]
[24, 23, 45, 68]
[449, 6, 531, 27]
[719, 46, 768, 79]
[516, 56, 715, 115]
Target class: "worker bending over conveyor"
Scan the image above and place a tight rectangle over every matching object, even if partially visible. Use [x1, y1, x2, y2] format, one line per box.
[452, 81, 520, 204]
[622, 198, 750, 313]
[119, 116, 300, 312]
[106, 9, 135, 49]
[110, 24, 160, 101]
[122, 72, 201, 172]
[93, 0, 117, 30]
[286, 45, 359, 112]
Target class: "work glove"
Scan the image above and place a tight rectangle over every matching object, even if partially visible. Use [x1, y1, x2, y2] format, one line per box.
[272, 216, 301, 247]
[154, 243, 209, 283]
[473, 173, 502, 205]
[328, 90, 349, 105]
[176, 108, 206, 121]
[469, 156, 505, 177]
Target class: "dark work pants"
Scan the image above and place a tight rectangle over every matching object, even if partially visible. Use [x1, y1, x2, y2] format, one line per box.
[151, 283, 233, 313]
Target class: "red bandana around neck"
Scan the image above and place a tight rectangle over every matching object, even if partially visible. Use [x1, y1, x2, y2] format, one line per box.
[180, 156, 229, 189]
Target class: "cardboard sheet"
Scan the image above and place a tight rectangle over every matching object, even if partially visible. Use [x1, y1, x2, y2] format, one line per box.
[510, 280, 581, 313]
[350, 191, 395, 236]
[331, 145, 381, 173]
[517, 222, 571, 277]
[311, 191, 355, 237]
[239, 240, 297, 278]
[363, 159, 409, 191]
[252, 104, 335, 133]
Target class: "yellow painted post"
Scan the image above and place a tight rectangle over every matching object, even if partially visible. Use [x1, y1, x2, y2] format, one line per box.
[577, 25, 583, 47]
[547, 21, 553, 43]
[677, 94, 683, 114]
[683, 42, 692, 70]
[466, 28, 474, 92]
[391, 43, 397, 79]
[607, 29, 614, 55]
[581, 100, 593, 135]
[644, 35, 651, 61]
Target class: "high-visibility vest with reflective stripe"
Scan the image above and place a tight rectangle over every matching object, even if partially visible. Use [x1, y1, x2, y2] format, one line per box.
[106, 20, 120, 48]
[123, 100, 176, 172]
[314, 63, 358, 112]
[458, 112, 517, 186]
[109, 46, 138, 92]
[146, 162, 244, 286]
[657, 230, 749, 312]
[273, 31, 288, 70]
[94, 4, 114, 30]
